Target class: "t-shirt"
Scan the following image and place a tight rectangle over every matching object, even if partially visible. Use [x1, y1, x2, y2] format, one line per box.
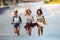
[13, 16, 22, 23]
[36, 15, 44, 22]
[26, 16, 32, 23]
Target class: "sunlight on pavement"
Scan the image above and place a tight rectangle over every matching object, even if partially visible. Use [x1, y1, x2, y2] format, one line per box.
[0, 1, 60, 40]
[9, 1, 44, 16]
[42, 4, 60, 18]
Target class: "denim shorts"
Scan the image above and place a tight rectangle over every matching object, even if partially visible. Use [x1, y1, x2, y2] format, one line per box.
[14, 23, 20, 28]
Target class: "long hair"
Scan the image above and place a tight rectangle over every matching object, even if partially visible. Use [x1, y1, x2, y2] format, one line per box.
[14, 10, 18, 13]
[26, 9, 31, 14]
[37, 9, 43, 15]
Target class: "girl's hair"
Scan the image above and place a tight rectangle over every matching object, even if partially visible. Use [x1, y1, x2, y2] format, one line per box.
[26, 9, 31, 14]
[37, 9, 43, 15]
[14, 10, 18, 13]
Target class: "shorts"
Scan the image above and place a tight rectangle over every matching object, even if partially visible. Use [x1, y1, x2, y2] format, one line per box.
[37, 21, 44, 27]
[24, 22, 34, 30]
[14, 23, 20, 28]
[32, 23, 39, 27]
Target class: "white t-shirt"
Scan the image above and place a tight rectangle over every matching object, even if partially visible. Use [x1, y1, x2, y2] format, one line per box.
[13, 16, 20, 23]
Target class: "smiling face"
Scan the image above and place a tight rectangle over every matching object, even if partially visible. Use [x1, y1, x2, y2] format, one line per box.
[37, 9, 42, 16]
[26, 10, 31, 15]
[37, 11, 41, 15]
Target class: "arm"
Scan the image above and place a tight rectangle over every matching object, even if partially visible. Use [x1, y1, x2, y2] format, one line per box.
[19, 16, 22, 23]
[32, 16, 34, 22]
[42, 15, 47, 25]
[42, 15, 45, 21]
[11, 17, 14, 25]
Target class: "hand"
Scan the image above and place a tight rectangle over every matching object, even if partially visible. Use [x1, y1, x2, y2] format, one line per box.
[11, 22, 13, 25]
[43, 21, 47, 25]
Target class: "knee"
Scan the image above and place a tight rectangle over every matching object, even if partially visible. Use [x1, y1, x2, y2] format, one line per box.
[14, 30, 17, 33]
[17, 27, 20, 31]
[38, 27, 41, 31]
[41, 27, 43, 30]
[26, 27, 28, 30]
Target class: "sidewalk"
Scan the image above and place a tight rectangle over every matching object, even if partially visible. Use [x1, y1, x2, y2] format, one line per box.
[0, 6, 10, 15]
[0, 3, 60, 40]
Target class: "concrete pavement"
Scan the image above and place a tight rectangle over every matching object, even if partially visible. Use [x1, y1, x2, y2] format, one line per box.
[0, 3, 60, 40]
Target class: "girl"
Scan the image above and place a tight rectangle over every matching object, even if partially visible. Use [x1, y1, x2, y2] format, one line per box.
[36, 9, 46, 35]
[24, 9, 34, 36]
[11, 10, 22, 36]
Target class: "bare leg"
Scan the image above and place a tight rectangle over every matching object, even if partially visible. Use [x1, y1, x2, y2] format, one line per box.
[41, 27, 43, 35]
[17, 27, 20, 36]
[26, 27, 29, 34]
[14, 28, 17, 33]
[38, 26, 41, 36]
[29, 27, 32, 36]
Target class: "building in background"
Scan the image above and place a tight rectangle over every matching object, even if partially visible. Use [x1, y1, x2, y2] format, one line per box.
[0, 0, 1, 6]
[0, 0, 9, 7]
[45, 0, 60, 4]
[3, 0, 9, 6]
[0, 0, 42, 7]
[0, 0, 2, 7]
[22, 0, 41, 2]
